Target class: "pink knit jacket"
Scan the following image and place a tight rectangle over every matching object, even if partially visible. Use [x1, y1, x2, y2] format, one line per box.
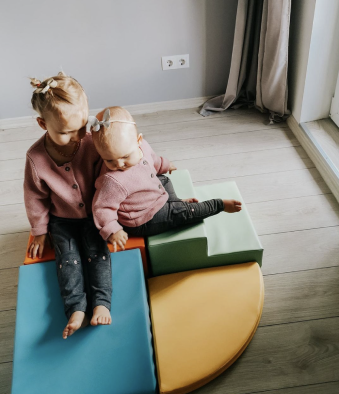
[24, 133, 102, 236]
[93, 140, 170, 240]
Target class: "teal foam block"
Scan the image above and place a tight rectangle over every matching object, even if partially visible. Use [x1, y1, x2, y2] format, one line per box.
[12, 249, 157, 394]
[147, 170, 263, 276]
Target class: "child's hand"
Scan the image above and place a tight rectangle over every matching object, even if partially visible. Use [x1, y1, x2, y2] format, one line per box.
[108, 230, 128, 252]
[28, 234, 48, 259]
[223, 199, 242, 213]
[169, 162, 177, 174]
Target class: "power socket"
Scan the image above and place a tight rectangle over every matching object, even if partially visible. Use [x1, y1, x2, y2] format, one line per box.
[161, 54, 189, 71]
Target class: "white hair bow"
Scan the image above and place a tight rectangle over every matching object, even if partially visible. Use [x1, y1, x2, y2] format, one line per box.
[87, 109, 111, 132]
[34, 78, 58, 94]
[87, 108, 136, 132]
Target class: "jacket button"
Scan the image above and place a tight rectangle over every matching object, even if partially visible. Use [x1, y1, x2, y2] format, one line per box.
[65, 166, 70, 171]
[79, 203, 84, 208]
[143, 160, 147, 165]
[158, 184, 162, 189]
[151, 174, 154, 178]
[72, 184, 78, 189]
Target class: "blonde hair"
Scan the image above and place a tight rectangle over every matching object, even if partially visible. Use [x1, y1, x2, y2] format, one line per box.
[30, 71, 87, 118]
[93, 106, 137, 150]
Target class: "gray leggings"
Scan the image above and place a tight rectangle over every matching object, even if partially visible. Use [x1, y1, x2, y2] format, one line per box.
[49, 215, 112, 320]
[123, 175, 224, 237]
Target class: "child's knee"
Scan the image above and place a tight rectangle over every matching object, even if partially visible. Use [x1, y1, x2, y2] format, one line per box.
[86, 251, 112, 288]
[171, 201, 190, 220]
[56, 252, 84, 291]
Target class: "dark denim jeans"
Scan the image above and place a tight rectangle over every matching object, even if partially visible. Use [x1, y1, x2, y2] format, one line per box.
[123, 175, 224, 237]
[49, 215, 112, 319]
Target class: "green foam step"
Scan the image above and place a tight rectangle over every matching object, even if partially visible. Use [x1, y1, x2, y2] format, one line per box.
[147, 170, 263, 276]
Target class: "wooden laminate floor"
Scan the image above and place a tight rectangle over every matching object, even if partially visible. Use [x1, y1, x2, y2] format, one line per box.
[0, 107, 339, 394]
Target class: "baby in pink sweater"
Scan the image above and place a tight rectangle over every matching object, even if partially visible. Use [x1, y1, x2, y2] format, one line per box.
[24, 72, 112, 339]
[91, 106, 242, 250]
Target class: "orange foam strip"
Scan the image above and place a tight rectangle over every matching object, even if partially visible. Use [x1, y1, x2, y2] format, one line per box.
[24, 233, 149, 277]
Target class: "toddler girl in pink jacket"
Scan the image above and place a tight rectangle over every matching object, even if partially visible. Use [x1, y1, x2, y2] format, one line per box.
[24, 73, 112, 339]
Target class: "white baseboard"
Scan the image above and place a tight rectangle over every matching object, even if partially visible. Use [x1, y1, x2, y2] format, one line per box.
[287, 115, 339, 203]
[0, 96, 211, 130]
[0, 116, 37, 129]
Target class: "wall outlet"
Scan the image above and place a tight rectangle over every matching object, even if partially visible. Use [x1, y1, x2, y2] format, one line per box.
[161, 54, 189, 71]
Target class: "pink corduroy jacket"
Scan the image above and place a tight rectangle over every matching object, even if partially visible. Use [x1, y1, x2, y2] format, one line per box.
[93, 139, 170, 240]
[24, 133, 102, 236]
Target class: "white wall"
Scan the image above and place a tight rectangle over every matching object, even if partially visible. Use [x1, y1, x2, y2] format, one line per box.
[289, 0, 339, 123]
[0, 0, 237, 119]
[301, 0, 339, 122]
[288, 0, 316, 123]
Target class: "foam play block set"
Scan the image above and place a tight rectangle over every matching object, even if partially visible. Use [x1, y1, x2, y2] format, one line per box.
[13, 170, 265, 394]
[147, 170, 263, 276]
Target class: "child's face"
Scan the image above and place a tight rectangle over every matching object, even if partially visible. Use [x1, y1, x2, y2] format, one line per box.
[37, 101, 88, 146]
[97, 128, 143, 172]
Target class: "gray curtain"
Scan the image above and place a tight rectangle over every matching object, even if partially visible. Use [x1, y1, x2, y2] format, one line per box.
[200, 0, 291, 123]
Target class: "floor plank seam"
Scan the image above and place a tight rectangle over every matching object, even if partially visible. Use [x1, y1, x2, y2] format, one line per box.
[262, 264, 339, 277]
[259, 315, 339, 328]
[149, 126, 291, 144]
[262, 224, 339, 235]
[241, 379, 339, 394]
[0, 266, 20, 272]
[174, 148, 307, 164]
[192, 166, 318, 183]
[172, 146, 303, 162]
[0, 157, 25, 162]
[258, 224, 339, 237]
[244, 192, 333, 205]
[0, 229, 30, 235]
[0, 230, 29, 236]
[0, 179, 25, 183]
[0, 231, 29, 236]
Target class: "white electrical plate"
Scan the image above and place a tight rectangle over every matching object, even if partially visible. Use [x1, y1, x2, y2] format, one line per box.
[161, 54, 189, 71]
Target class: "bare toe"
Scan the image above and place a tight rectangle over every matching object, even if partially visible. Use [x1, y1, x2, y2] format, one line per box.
[63, 326, 70, 339]
[63, 311, 86, 339]
[91, 305, 111, 326]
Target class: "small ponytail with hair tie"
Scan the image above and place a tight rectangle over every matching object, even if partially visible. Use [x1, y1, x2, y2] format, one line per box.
[30, 78, 58, 94]
[30, 71, 86, 117]
[30, 78, 41, 87]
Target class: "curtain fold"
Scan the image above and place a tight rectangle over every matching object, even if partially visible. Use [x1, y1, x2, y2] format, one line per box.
[200, 0, 291, 123]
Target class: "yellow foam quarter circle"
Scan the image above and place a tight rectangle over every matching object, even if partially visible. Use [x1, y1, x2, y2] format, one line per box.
[148, 262, 264, 394]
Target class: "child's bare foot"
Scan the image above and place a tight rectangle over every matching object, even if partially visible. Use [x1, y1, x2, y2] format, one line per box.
[90, 305, 112, 326]
[182, 198, 199, 203]
[223, 199, 242, 213]
[63, 311, 89, 339]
